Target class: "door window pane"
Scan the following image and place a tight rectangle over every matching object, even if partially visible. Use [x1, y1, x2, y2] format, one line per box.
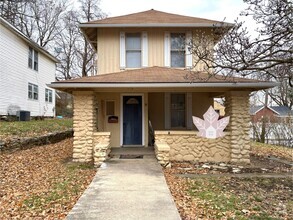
[171, 94, 186, 127]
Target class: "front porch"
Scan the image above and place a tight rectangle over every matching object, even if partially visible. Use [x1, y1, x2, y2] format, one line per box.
[71, 90, 251, 167]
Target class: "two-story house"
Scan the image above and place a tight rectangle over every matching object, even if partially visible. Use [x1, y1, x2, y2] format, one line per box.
[49, 10, 276, 166]
[0, 17, 58, 118]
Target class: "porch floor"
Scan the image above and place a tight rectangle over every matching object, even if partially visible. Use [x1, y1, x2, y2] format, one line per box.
[109, 146, 155, 158]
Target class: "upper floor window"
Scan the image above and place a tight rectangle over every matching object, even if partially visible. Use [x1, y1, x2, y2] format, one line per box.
[28, 47, 38, 71]
[170, 33, 185, 67]
[28, 83, 38, 100]
[126, 33, 141, 68]
[45, 88, 53, 103]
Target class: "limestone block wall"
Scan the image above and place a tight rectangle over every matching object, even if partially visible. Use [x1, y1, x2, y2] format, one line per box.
[93, 132, 111, 167]
[225, 91, 251, 164]
[72, 91, 96, 162]
[155, 143, 171, 167]
[155, 131, 231, 163]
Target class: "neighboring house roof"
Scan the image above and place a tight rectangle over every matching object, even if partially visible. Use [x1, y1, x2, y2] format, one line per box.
[49, 66, 276, 90]
[79, 9, 234, 51]
[0, 17, 58, 63]
[250, 105, 293, 116]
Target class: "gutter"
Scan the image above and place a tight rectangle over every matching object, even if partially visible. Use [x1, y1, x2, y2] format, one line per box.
[79, 23, 234, 28]
[48, 82, 278, 89]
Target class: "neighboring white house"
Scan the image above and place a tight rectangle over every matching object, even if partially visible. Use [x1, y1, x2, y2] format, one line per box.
[0, 17, 58, 117]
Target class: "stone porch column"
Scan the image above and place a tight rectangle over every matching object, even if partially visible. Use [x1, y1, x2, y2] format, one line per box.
[225, 91, 251, 164]
[72, 91, 96, 162]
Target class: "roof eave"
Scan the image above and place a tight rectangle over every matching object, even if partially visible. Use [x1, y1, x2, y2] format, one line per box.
[79, 23, 234, 28]
[48, 82, 277, 90]
[0, 17, 59, 63]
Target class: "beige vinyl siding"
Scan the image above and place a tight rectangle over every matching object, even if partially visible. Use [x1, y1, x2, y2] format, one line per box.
[96, 28, 215, 74]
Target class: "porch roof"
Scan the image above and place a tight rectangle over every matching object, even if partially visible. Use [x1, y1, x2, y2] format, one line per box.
[49, 67, 277, 91]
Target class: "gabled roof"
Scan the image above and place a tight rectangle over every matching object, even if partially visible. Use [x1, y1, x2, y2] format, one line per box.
[250, 105, 293, 116]
[0, 17, 58, 63]
[49, 66, 277, 91]
[82, 9, 232, 27]
[79, 9, 233, 50]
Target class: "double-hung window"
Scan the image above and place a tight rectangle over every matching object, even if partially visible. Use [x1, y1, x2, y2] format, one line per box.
[28, 47, 38, 71]
[170, 33, 186, 67]
[28, 83, 38, 100]
[125, 33, 141, 68]
[45, 88, 53, 103]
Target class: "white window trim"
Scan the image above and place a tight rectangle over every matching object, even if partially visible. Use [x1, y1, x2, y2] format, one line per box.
[185, 31, 193, 68]
[120, 32, 126, 69]
[164, 32, 171, 67]
[120, 32, 148, 69]
[45, 88, 53, 103]
[28, 46, 38, 71]
[164, 31, 192, 68]
[142, 31, 148, 67]
[28, 83, 38, 101]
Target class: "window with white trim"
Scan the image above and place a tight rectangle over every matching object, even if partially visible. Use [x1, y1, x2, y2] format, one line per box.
[126, 33, 141, 68]
[171, 33, 186, 67]
[164, 31, 192, 68]
[28, 46, 38, 71]
[28, 83, 38, 100]
[45, 88, 53, 103]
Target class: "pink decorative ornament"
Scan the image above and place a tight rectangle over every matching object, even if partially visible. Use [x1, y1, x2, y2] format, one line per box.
[192, 106, 230, 139]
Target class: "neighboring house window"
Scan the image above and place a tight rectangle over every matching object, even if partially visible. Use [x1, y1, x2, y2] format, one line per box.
[45, 88, 53, 103]
[125, 33, 141, 68]
[28, 47, 33, 68]
[171, 93, 186, 127]
[170, 33, 185, 67]
[28, 83, 38, 100]
[28, 47, 38, 71]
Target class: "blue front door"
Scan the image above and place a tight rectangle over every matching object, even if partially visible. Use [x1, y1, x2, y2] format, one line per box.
[123, 96, 142, 145]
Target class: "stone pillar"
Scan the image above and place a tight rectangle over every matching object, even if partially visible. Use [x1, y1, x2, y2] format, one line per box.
[225, 91, 251, 164]
[72, 91, 96, 162]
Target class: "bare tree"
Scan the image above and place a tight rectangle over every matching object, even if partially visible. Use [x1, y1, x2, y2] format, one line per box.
[55, 10, 80, 80]
[77, 0, 106, 77]
[189, 0, 292, 89]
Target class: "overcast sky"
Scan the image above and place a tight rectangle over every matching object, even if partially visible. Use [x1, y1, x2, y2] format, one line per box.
[99, 0, 249, 23]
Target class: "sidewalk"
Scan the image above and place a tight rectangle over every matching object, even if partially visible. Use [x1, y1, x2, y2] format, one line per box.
[66, 154, 181, 220]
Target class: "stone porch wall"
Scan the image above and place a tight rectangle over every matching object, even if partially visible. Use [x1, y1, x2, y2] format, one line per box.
[93, 132, 111, 167]
[155, 131, 231, 163]
[225, 91, 251, 164]
[72, 92, 96, 162]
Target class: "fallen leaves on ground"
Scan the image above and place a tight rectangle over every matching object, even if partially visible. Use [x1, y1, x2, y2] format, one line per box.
[164, 154, 293, 220]
[0, 138, 96, 219]
[251, 142, 293, 161]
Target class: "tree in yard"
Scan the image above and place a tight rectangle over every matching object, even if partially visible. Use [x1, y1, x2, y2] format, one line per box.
[189, 0, 292, 108]
[76, 0, 106, 77]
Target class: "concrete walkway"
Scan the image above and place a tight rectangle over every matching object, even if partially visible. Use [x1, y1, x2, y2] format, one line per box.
[66, 154, 181, 220]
